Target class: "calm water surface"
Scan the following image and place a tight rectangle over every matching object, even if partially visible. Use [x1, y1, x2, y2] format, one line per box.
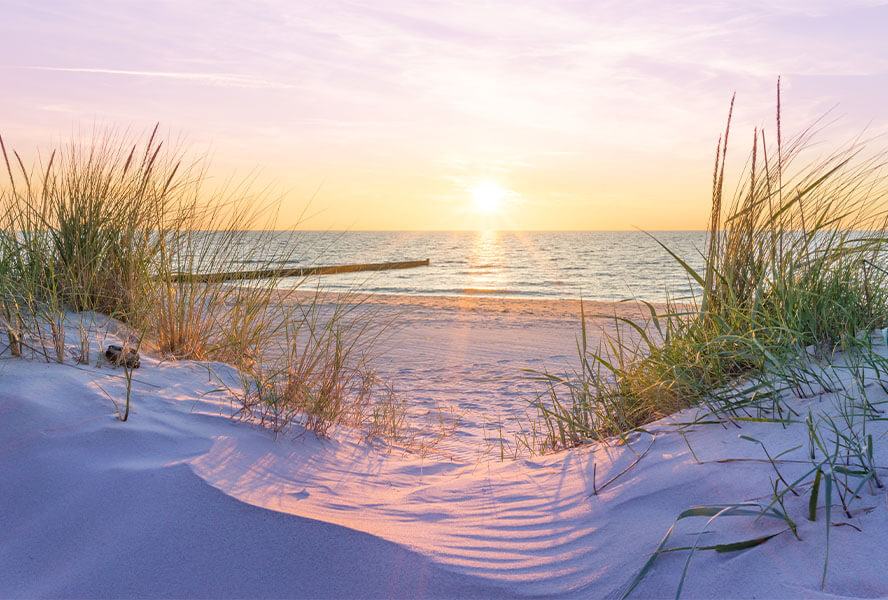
[234, 230, 708, 302]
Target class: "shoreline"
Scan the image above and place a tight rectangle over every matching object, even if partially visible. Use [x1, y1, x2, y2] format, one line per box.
[276, 289, 671, 461]
[289, 288, 675, 322]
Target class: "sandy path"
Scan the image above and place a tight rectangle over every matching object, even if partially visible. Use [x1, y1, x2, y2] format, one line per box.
[299, 293, 665, 459]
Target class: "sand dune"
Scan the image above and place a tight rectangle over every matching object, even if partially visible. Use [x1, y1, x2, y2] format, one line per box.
[2, 296, 887, 598]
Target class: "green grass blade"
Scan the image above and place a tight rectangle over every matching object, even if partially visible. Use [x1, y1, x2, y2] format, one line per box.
[809, 468, 822, 521]
[712, 531, 784, 553]
[822, 471, 833, 590]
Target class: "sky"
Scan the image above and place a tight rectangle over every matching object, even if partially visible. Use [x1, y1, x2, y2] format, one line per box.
[2, 0, 888, 230]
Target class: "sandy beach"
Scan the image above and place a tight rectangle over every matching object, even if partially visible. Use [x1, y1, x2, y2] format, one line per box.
[6, 2, 888, 597]
[3, 294, 888, 599]
[348, 293, 658, 459]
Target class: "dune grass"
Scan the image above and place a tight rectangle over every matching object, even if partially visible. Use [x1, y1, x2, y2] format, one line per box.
[620, 344, 888, 598]
[0, 126, 183, 319]
[0, 126, 407, 441]
[528, 84, 888, 451]
[228, 289, 387, 435]
[517, 82, 888, 596]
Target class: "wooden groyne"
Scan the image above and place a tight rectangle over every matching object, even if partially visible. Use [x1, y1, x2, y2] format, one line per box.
[169, 259, 430, 283]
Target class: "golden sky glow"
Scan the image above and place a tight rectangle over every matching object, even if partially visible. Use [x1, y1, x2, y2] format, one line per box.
[2, 2, 887, 230]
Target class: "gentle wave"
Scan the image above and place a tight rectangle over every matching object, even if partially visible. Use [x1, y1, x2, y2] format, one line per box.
[217, 231, 709, 302]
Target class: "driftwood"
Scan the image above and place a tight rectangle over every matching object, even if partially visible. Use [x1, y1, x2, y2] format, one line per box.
[168, 259, 430, 283]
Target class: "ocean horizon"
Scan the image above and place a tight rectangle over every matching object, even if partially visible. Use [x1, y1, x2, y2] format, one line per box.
[239, 230, 709, 302]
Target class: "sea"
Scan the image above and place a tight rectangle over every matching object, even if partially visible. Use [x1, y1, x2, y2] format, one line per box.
[237, 230, 708, 303]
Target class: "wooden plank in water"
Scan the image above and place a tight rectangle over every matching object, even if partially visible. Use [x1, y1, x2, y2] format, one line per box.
[169, 259, 430, 283]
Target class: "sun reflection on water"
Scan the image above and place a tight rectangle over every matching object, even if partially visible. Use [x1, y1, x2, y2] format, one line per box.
[466, 229, 505, 294]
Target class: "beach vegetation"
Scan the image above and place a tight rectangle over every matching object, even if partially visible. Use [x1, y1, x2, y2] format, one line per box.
[227, 290, 386, 436]
[620, 353, 888, 597]
[0, 126, 409, 443]
[523, 81, 888, 596]
[528, 82, 888, 450]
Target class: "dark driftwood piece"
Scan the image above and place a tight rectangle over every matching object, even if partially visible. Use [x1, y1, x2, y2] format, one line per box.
[167, 259, 430, 284]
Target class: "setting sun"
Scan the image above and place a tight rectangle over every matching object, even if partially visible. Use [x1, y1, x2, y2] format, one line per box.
[471, 181, 507, 214]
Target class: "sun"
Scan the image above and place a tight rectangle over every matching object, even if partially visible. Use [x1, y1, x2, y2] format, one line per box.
[471, 180, 507, 214]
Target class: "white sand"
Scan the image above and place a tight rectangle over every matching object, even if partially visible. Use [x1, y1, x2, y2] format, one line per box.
[2, 296, 888, 599]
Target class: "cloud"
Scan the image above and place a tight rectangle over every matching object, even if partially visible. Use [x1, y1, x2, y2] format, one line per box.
[16, 66, 297, 90]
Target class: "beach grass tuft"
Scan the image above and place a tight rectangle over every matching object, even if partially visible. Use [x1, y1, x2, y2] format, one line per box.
[518, 81, 888, 596]
[0, 126, 409, 442]
[529, 81, 888, 451]
[230, 290, 387, 436]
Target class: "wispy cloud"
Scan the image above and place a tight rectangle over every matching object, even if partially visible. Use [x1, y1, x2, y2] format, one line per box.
[17, 66, 297, 89]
